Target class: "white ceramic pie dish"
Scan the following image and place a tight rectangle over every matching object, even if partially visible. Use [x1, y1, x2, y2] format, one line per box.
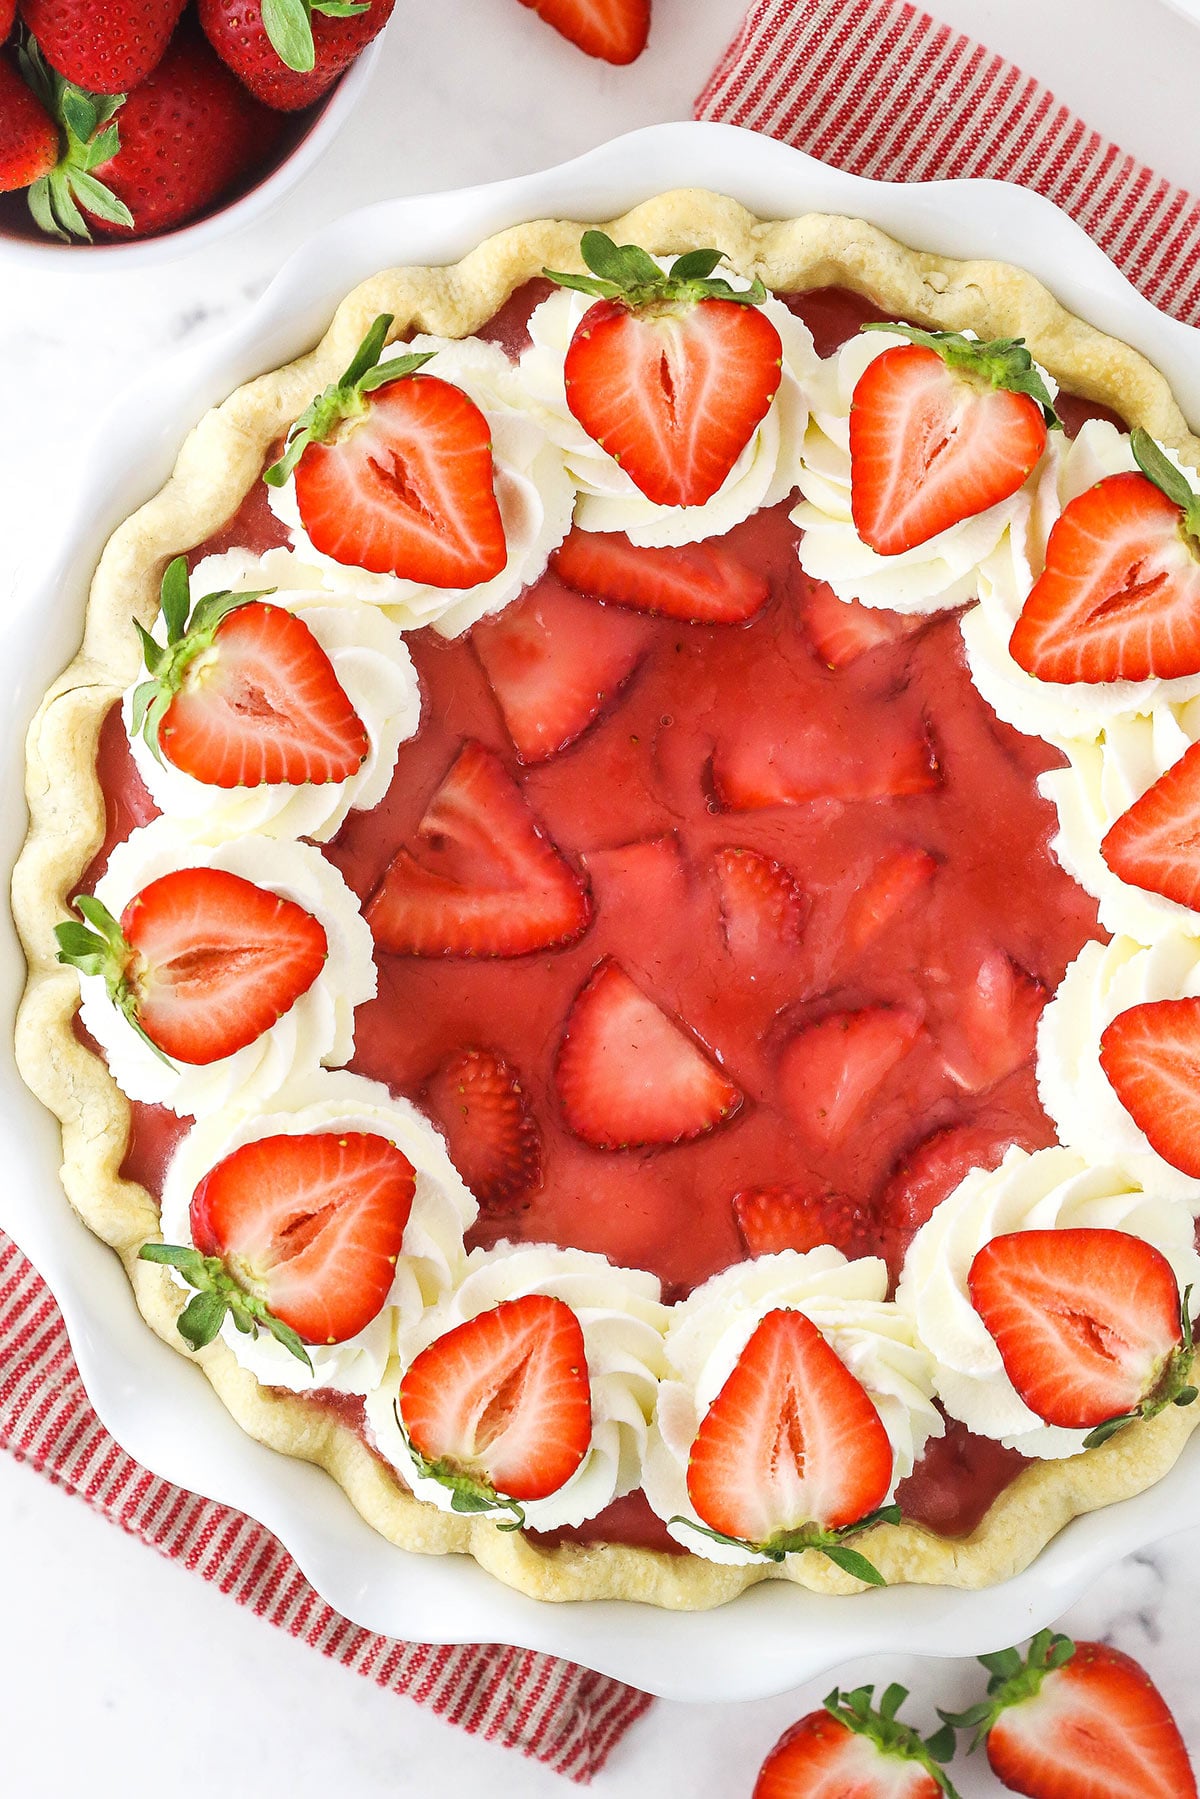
[5, 120, 1200, 1704]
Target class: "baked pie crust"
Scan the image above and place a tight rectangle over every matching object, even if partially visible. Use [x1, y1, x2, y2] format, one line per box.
[14, 189, 1200, 1608]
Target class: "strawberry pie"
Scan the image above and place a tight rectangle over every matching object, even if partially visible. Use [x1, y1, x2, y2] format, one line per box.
[16, 192, 1200, 1606]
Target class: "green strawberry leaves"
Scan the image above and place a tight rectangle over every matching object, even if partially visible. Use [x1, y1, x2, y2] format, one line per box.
[261, 0, 371, 74]
[263, 313, 434, 488]
[826, 1684, 962, 1797]
[544, 230, 769, 311]
[861, 322, 1061, 428]
[54, 894, 176, 1068]
[138, 1241, 313, 1368]
[668, 1502, 902, 1585]
[394, 1402, 526, 1531]
[939, 1629, 1077, 1750]
[20, 37, 133, 242]
[130, 555, 273, 768]
[1132, 428, 1200, 547]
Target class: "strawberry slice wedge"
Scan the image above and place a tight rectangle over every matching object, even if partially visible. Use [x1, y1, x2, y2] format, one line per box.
[545, 232, 783, 508]
[1100, 995, 1200, 1179]
[682, 1307, 896, 1575]
[131, 556, 369, 788]
[266, 314, 507, 588]
[552, 527, 769, 624]
[398, 1292, 592, 1519]
[843, 845, 938, 955]
[421, 1046, 541, 1212]
[365, 741, 592, 957]
[139, 1130, 417, 1366]
[849, 326, 1055, 555]
[1102, 738, 1200, 911]
[779, 1007, 922, 1148]
[803, 582, 926, 670]
[944, 1631, 1198, 1799]
[733, 1184, 871, 1261]
[1010, 430, 1200, 684]
[716, 847, 807, 956]
[755, 1688, 961, 1799]
[470, 570, 652, 764]
[556, 957, 743, 1148]
[517, 0, 650, 63]
[713, 715, 940, 810]
[940, 948, 1046, 1093]
[55, 866, 327, 1065]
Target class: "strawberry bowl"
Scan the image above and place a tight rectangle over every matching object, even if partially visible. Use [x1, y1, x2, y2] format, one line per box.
[5, 121, 1200, 1702]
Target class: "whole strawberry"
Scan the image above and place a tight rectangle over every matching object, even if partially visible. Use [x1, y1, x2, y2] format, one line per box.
[0, 53, 57, 193]
[18, 0, 186, 91]
[198, 0, 394, 111]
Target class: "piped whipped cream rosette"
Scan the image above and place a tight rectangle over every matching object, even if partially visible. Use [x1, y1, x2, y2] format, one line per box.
[792, 325, 1058, 615]
[148, 1070, 478, 1396]
[265, 314, 575, 637]
[1038, 933, 1200, 1206]
[1039, 700, 1200, 942]
[896, 1146, 1200, 1459]
[642, 1250, 942, 1575]
[963, 423, 1200, 746]
[61, 817, 375, 1119]
[364, 1243, 668, 1534]
[520, 235, 817, 547]
[122, 548, 421, 843]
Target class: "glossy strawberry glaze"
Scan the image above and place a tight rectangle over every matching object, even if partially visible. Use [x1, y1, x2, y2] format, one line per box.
[88, 285, 1120, 1551]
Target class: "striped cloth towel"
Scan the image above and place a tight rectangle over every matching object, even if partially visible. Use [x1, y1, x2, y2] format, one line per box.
[696, 0, 1200, 326]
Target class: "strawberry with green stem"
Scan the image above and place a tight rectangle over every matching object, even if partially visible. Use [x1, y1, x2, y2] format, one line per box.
[755, 1685, 961, 1798]
[17, 39, 131, 236]
[544, 232, 784, 508]
[199, 0, 394, 108]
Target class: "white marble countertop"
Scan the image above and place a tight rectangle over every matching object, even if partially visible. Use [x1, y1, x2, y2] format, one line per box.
[3, 0, 1200, 1790]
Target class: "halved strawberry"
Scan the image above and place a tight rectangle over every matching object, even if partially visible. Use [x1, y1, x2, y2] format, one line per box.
[881, 1120, 1019, 1255]
[131, 557, 368, 789]
[552, 527, 769, 624]
[968, 1228, 1196, 1438]
[398, 1293, 592, 1517]
[266, 315, 507, 589]
[1102, 739, 1200, 911]
[56, 867, 327, 1065]
[713, 716, 940, 810]
[556, 957, 742, 1148]
[716, 847, 806, 956]
[844, 845, 938, 955]
[779, 1008, 922, 1148]
[944, 1632, 1198, 1799]
[421, 1046, 541, 1212]
[139, 1131, 417, 1366]
[683, 1308, 895, 1570]
[516, 0, 649, 63]
[1099, 996, 1200, 1179]
[940, 949, 1045, 1093]
[733, 1184, 871, 1261]
[802, 581, 926, 670]
[755, 1688, 961, 1799]
[365, 741, 592, 957]
[470, 570, 652, 764]
[545, 233, 783, 508]
[850, 327, 1054, 555]
[1010, 432, 1200, 684]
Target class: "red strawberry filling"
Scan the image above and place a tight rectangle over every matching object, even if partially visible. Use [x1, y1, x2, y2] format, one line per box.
[88, 284, 1118, 1556]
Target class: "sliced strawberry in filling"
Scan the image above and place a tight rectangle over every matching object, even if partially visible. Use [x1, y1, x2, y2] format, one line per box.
[802, 581, 926, 669]
[1102, 738, 1200, 911]
[779, 1007, 922, 1148]
[470, 570, 652, 764]
[552, 526, 769, 624]
[365, 740, 592, 956]
[713, 715, 940, 809]
[685, 1307, 894, 1545]
[398, 1292, 592, 1504]
[843, 844, 938, 955]
[715, 847, 806, 956]
[733, 1183, 871, 1260]
[421, 1046, 541, 1212]
[190, 1131, 417, 1344]
[556, 957, 743, 1148]
[1100, 995, 1200, 1179]
[939, 948, 1046, 1093]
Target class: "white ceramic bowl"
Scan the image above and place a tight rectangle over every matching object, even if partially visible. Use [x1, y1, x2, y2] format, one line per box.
[0, 37, 381, 270]
[5, 121, 1200, 1703]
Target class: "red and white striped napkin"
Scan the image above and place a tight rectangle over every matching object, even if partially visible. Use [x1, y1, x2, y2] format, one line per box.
[697, 0, 1200, 326]
[6, 0, 1200, 1784]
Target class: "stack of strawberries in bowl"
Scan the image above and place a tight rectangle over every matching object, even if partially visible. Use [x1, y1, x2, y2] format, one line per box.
[0, 0, 394, 246]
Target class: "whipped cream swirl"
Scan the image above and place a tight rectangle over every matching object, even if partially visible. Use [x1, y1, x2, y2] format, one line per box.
[365, 1243, 668, 1533]
[158, 1070, 478, 1396]
[519, 281, 817, 546]
[123, 548, 421, 844]
[642, 1249, 942, 1565]
[268, 336, 576, 636]
[1038, 934, 1200, 1205]
[77, 819, 375, 1118]
[897, 1145, 1200, 1458]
